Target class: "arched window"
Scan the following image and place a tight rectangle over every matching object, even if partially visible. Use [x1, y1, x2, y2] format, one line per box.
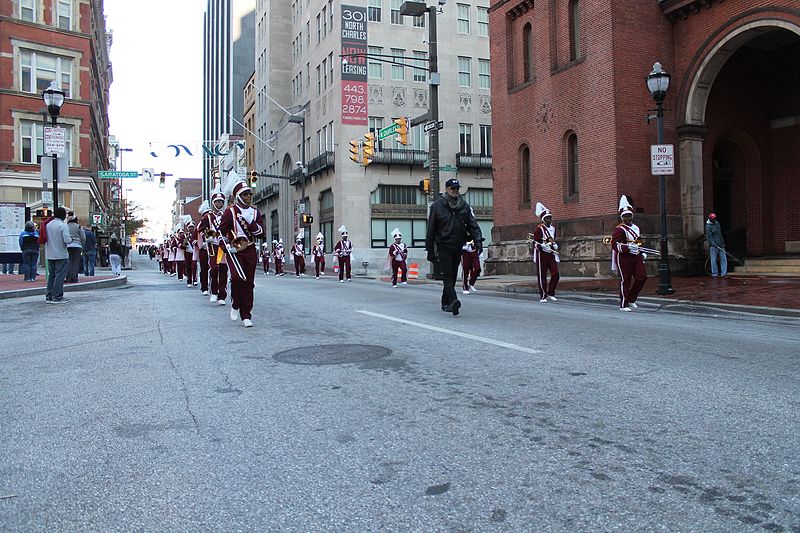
[566, 133, 579, 197]
[523, 23, 533, 82]
[569, 0, 580, 61]
[520, 145, 531, 204]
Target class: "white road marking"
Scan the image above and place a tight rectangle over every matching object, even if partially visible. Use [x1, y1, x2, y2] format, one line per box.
[356, 310, 542, 355]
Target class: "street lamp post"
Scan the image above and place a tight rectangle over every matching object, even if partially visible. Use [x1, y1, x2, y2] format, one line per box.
[42, 82, 65, 210]
[646, 62, 675, 295]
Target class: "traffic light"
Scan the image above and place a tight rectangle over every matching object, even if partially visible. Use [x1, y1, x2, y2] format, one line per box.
[418, 178, 430, 195]
[159, 172, 166, 188]
[362, 132, 375, 166]
[394, 116, 410, 146]
[249, 171, 258, 189]
[34, 208, 53, 218]
[348, 139, 360, 164]
[300, 213, 314, 225]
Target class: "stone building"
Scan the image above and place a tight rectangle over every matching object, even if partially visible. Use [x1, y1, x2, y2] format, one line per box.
[487, 0, 800, 276]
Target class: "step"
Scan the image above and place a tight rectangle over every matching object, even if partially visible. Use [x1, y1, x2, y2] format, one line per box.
[743, 265, 800, 274]
[745, 258, 800, 268]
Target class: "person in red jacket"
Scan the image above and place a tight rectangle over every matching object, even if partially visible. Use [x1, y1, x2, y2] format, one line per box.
[312, 233, 326, 279]
[388, 228, 408, 288]
[611, 195, 647, 311]
[219, 178, 263, 327]
[531, 202, 559, 302]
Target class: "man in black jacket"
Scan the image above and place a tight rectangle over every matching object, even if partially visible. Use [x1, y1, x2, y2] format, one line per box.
[426, 178, 483, 315]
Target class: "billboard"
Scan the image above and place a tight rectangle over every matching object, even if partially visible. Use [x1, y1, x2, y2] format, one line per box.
[341, 4, 368, 125]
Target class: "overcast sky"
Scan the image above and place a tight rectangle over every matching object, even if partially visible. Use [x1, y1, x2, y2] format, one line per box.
[106, 0, 206, 239]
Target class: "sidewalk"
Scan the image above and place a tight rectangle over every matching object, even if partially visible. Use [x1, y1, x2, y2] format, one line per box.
[380, 274, 800, 318]
[0, 271, 127, 300]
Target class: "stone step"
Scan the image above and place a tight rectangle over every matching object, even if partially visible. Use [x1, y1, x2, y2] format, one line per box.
[745, 258, 800, 268]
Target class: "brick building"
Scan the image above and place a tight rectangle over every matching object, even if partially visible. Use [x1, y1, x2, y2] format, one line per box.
[487, 0, 800, 276]
[0, 0, 113, 226]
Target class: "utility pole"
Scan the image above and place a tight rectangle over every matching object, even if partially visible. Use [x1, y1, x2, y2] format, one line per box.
[427, 4, 440, 198]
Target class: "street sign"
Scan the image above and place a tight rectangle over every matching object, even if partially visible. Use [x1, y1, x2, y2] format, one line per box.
[142, 168, 155, 182]
[41, 191, 53, 206]
[378, 123, 400, 140]
[44, 127, 66, 155]
[651, 144, 675, 175]
[91, 214, 103, 225]
[424, 121, 443, 133]
[99, 170, 139, 179]
[40, 155, 69, 184]
[440, 165, 458, 173]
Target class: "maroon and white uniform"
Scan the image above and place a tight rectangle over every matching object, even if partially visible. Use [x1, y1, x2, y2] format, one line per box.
[219, 203, 263, 321]
[531, 223, 559, 299]
[273, 241, 285, 275]
[312, 242, 326, 277]
[334, 239, 353, 281]
[198, 209, 227, 301]
[389, 241, 408, 286]
[461, 241, 481, 291]
[184, 226, 197, 286]
[196, 217, 210, 293]
[611, 222, 647, 308]
[173, 233, 186, 280]
[292, 242, 306, 276]
[261, 245, 270, 274]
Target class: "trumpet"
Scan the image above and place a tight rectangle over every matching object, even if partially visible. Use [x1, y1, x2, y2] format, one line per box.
[204, 228, 219, 239]
[602, 236, 660, 256]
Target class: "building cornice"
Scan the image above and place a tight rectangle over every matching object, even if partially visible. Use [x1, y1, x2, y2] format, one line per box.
[0, 16, 90, 39]
[659, 0, 719, 24]
[489, 0, 534, 18]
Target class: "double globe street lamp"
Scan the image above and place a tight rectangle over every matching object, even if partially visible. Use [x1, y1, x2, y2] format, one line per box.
[42, 82, 66, 210]
[646, 62, 675, 295]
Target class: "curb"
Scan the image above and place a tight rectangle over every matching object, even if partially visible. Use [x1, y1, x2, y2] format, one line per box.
[0, 275, 127, 300]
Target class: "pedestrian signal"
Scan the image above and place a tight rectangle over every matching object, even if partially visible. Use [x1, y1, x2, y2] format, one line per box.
[362, 133, 375, 166]
[301, 214, 314, 225]
[418, 178, 430, 194]
[349, 140, 360, 164]
[394, 117, 410, 146]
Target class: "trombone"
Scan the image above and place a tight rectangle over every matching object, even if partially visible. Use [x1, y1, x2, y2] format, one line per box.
[602, 236, 660, 256]
[527, 233, 560, 257]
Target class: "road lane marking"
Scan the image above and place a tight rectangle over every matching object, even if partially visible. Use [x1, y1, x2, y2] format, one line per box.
[356, 310, 542, 355]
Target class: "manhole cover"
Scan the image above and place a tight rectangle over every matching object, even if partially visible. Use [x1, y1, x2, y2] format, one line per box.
[273, 344, 390, 365]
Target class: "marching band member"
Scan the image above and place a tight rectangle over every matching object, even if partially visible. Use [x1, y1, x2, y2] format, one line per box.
[196, 201, 211, 294]
[166, 233, 176, 276]
[611, 195, 647, 311]
[273, 239, 285, 276]
[461, 237, 481, 295]
[173, 226, 186, 281]
[218, 175, 263, 327]
[261, 241, 274, 276]
[155, 243, 163, 273]
[531, 202, 560, 302]
[292, 232, 306, 277]
[198, 188, 228, 305]
[184, 217, 198, 287]
[334, 225, 353, 283]
[388, 228, 408, 288]
[312, 233, 326, 279]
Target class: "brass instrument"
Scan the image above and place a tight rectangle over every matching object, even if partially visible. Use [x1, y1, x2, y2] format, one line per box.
[527, 233, 560, 256]
[230, 236, 253, 252]
[204, 228, 219, 239]
[602, 236, 660, 256]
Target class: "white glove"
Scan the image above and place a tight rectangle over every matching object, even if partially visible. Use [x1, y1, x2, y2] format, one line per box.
[540, 243, 552, 253]
[628, 244, 639, 255]
[552, 243, 559, 250]
[226, 244, 237, 254]
[642, 253, 648, 260]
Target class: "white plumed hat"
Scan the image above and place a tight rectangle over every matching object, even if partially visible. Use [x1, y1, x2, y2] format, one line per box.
[534, 202, 551, 220]
[338, 225, 348, 235]
[198, 200, 211, 214]
[618, 195, 634, 217]
[296, 231, 304, 241]
[316, 232, 324, 241]
[391, 227, 402, 238]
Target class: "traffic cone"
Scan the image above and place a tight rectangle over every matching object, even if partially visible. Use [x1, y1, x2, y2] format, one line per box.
[408, 262, 419, 279]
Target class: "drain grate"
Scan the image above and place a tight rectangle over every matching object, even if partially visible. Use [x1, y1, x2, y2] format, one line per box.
[273, 344, 390, 365]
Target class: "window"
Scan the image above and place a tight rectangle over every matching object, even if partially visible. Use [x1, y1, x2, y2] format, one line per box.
[306, 21, 310, 48]
[329, 1, 334, 31]
[412, 124, 427, 151]
[368, 46, 383, 79]
[567, 133, 579, 196]
[368, 0, 382, 22]
[322, 6, 328, 37]
[328, 121, 335, 151]
[479, 125, 492, 156]
[371, 218, 427, 248]
[322, 57, 328, 89]
[21, 120, 72, 165]
[369, 116, 384, 150]
[459, 124, 473, 155]
[523, 22, 533, 82]
[478, 59, 490, 89]
[413, 51, 427, 82]
[20, 50, 73, 97]
[391, 48, 405, 81]
[412, 14, 425, 28]
[458, 56, 471, 87]
[371, 185, 424, 205]
[477, 7, 489, 37]
[20, 0, 36, 22]
[464, 188, 493, 208]
[390, 0, 402, 24]
[569, 0, 581, 61]
[57, 0, 72, 30]
[520, 145, 531, 203]
[457, 4, 470, 34]
[317, 14, 322, 43]
[328, 52, 334, 88]
[271, 210, 279, 241]
[316, 64, 321, 94]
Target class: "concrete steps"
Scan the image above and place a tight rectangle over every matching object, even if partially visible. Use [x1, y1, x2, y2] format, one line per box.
[737, 257, 800, 276]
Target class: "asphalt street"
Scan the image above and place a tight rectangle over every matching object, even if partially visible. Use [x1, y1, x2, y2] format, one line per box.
[1, 254, 798, 532]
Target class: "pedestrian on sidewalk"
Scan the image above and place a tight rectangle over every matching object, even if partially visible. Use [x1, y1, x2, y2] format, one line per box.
[83, 226, 98, 277]
[65, 212, 86, 283]
[531, 202, 560, 302]
[2, 261, 17, 274]
[108, 236, 123, 276]
[45, 206, 72, 303]
[705, 213, 728, 278]
[426, 178, 483, 316]
[18, 221, 39, 282]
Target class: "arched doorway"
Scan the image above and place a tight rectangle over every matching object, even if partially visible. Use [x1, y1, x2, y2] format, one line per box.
[679, 21, 800, 257]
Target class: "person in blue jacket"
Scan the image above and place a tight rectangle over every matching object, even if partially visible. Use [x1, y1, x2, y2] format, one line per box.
[18, 221, 40, 281]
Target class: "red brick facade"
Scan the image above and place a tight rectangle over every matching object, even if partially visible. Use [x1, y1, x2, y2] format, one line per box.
[488, 0, 800, 275]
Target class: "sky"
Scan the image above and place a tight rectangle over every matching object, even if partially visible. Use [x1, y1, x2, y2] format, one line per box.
[105, 0, 206, 239]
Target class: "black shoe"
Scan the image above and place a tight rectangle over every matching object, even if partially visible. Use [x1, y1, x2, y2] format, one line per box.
[451, 300, 461, 316]
[441, 305, 452, 312]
